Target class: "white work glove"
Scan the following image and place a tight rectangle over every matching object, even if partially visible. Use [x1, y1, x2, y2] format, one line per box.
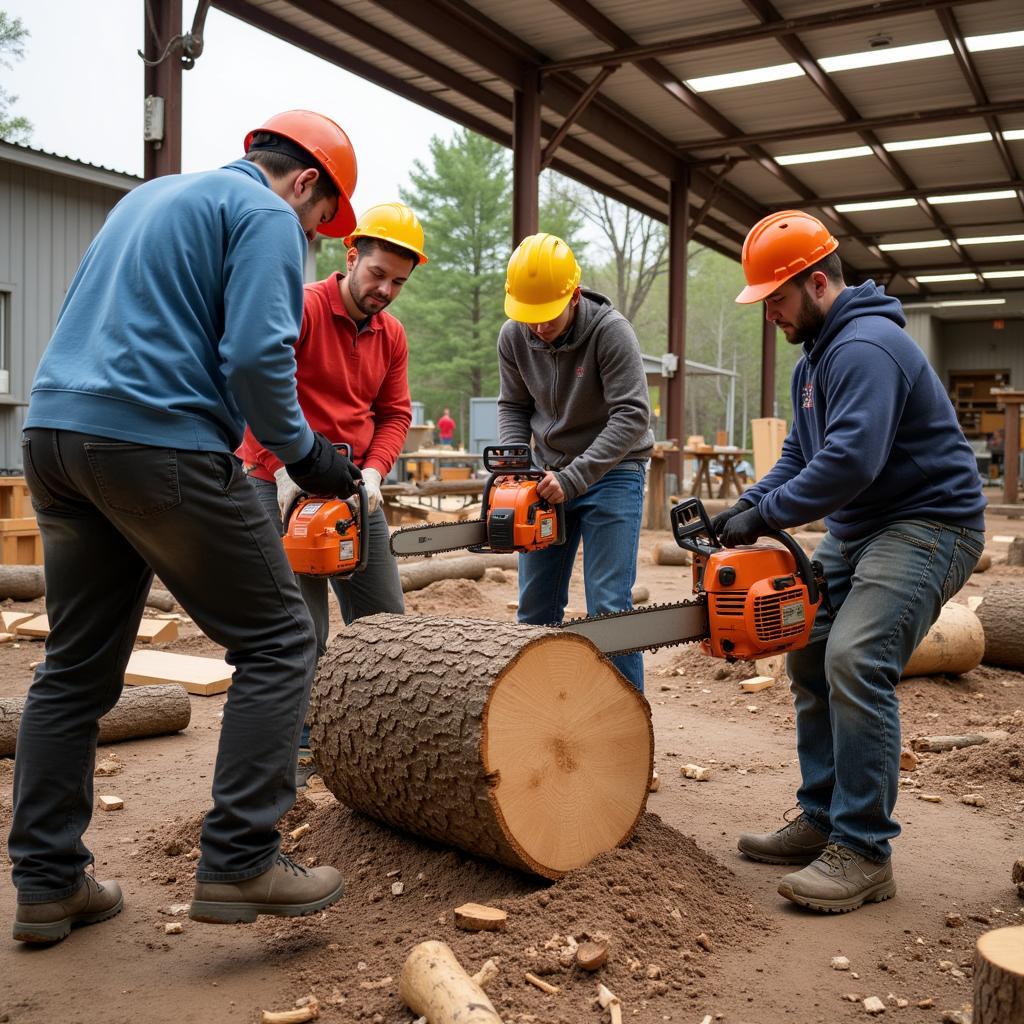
[361, 467, 382, 514]
[274, 465, 303, 523]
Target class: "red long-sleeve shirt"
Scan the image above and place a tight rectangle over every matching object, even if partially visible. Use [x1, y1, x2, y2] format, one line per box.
[238, 272, 411, 481]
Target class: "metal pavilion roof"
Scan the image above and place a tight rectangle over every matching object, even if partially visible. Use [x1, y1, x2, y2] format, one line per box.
[211, 0, 1024, 311]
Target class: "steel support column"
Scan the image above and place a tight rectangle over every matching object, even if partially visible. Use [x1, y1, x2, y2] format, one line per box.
[666, 173, 690, 481]
[143, 0, 183, 179]
[761, 316, 777, 418]
[512, 71, 541, 244]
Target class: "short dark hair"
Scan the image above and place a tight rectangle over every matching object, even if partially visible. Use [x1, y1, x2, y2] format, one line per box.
[244, 132, 338, 205]
[353, 235, 418, 274]
[790, 249, 844, 289]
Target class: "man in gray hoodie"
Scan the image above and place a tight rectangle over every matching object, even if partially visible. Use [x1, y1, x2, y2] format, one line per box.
[497, 233, 653, 690]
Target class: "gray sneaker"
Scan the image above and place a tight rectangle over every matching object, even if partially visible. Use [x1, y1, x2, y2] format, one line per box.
[778, 843, 896, 913]
[738, 810, 829, 865]
[190, 854, 343, 924]
[13, 874, 124, 944]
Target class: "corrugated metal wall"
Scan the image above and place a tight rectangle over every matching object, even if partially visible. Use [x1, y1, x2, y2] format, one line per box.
[939, 319, 1024, 388]
[0, 161, 125, 470]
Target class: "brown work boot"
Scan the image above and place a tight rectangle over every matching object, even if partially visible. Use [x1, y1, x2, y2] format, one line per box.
[13, 875, 123, 944]
[189, 854, 343, 924]
[778, 843, 896, 913]
[737, 809, 829, 865]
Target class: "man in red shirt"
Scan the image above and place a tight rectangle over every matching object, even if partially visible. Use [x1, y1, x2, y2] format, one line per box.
[238, 202, 424, 669]
[437, 408, 456, 447]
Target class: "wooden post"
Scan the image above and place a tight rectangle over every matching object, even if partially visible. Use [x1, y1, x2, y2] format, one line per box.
[993, 389, 1024, 504]
[666, 172, 690, 483]
[512, 71, 540, 244]
[761, 317, 778, 418]
[143, 0, 183, 179]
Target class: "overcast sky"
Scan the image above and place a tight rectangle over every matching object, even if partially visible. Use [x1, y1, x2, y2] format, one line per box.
[2, 0, 457, 211]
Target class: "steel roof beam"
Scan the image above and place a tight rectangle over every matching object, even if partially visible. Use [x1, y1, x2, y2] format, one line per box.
[773, 178, 1024, 208]
[542, 0, 991, 73]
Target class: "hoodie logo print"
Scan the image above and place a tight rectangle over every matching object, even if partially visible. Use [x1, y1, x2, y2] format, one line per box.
[576, 366, 584, 379]
[801, 382, 814, 409]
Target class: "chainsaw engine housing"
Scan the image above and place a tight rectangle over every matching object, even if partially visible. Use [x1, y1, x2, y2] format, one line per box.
[693, 545, 818, 660]
[480, 476, 562, 553]
[283, 493, 366, 578]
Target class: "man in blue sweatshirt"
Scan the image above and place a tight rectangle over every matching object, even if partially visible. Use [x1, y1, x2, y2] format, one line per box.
[718, 211, 985, 913]
[9, 111, 364, 944]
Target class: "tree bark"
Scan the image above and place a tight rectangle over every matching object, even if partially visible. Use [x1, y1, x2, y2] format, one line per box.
[0, 684, 191, 756]
[310, 614, 653, 879]
[975, 585, 1024, 669]
[974, 925, 1024, 1024]
[902, 602, 984, 677]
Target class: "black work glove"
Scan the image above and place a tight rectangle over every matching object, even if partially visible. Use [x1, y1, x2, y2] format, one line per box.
[719, 505, 767, 547]
[710, 499, 753, 539]
[285, 432, 362, 499]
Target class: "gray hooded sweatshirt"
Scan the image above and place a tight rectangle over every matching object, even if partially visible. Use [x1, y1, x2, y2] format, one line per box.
[497, 289, 654, 501]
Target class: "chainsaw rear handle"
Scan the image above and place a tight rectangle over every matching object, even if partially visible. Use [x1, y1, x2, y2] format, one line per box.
[670, 497, 820, 606]
[342, 480, 370, 576]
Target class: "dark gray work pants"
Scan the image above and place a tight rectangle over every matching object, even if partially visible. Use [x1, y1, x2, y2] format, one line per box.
[9, 429, 317, 902]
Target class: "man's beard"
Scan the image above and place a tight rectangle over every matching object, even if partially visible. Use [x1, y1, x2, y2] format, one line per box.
[350, 277, 391, 317]
[788, 289, 827, 347]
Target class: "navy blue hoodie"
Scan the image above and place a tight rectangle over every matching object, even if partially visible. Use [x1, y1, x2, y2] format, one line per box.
[743, 281, 986, 540]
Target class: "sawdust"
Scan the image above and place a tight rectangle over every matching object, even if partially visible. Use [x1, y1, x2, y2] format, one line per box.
[657, 643, 757, 683]
[404, 578, 509, 619]
[918, 734, 1024, 806]
[137, 796, 770, 1023]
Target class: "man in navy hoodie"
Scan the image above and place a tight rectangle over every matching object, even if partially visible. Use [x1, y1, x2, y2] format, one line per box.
[9, 111, 363, 943]
[717, 211, 985, 913]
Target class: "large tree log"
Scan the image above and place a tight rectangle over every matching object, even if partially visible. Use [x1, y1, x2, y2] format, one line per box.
[310, 614, 653, 879]
[902, 602, 985, 677]
[0, 683, 190, 756]
[399, 941, 500, 1024]
[975, 585, 1024, 669]
[974, 926, 1024, 1024]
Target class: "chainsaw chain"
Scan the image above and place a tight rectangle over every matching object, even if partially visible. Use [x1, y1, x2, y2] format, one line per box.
[389, 519, 485, 558]
[558, 599, 707, 656]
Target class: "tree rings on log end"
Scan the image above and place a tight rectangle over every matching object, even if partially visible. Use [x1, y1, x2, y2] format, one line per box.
[481, 631, 652, 878]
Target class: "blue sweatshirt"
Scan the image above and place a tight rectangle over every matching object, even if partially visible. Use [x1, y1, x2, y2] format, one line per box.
[26, 160, 314, 464]
[742, 281, 986, 540]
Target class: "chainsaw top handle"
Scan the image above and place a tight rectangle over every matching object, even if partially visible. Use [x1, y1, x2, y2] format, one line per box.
[670, 497, 820, 606]
[482, 444, 537, 474]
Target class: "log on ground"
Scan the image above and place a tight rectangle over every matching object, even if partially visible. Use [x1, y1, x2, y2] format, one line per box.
[975, 584, 1024, 669]
[0, 683, 191, 757]
[902, 602, 984, 677]
[0, 564, 45, 600]
[398, 556, 486, 593]
[974, 925, 1024, 1024]
[399, 941, 500, 1024]
[310, 614, 653, 879]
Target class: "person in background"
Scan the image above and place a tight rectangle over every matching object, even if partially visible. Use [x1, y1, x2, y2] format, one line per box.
[437, 408, 456, 448]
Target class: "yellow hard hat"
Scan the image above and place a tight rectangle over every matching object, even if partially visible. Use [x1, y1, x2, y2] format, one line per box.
[343, 202, 428, 264]
[504, 233, 581, 323]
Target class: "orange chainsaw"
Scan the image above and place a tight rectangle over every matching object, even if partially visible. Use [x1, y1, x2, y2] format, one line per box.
[561, 498, 829, 661]
[282, 444, 370, 578]
[389, 444, 566, 557]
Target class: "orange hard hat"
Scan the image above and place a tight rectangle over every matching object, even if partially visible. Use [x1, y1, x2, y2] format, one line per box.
[244, 110, 358, 238]
[343, 202, 428, 264]
[504, 233, 581, 323]
[735, 210, 839, 304]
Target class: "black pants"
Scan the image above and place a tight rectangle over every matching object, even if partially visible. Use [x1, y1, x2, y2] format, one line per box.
[9, 430, 317, 902]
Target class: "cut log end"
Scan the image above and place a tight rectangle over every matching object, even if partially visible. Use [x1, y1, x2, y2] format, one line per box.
[974, 925, 1024, 1024]
[482, 632, 652, 877]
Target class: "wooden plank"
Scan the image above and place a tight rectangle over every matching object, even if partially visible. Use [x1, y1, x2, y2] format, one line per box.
[135, 619, 179, 644]
[124, 650, 233, 696]
[2, 610, 36, 632]
[13, 613, 49, 638]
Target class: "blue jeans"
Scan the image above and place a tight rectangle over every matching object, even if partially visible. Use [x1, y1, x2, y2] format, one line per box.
[786, 519, 984, 862]
[517, 462, 646, 690]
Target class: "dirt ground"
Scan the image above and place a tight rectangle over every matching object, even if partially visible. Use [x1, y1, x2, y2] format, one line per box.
[3, 499, 1024, 1024]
